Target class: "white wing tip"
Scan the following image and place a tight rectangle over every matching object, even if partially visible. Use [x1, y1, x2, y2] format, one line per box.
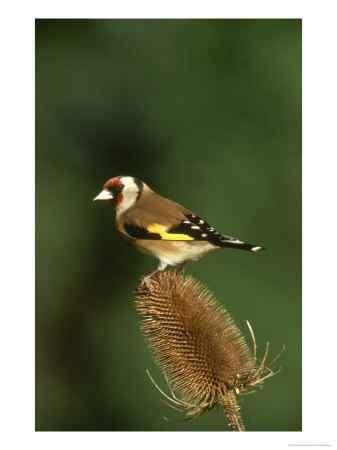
[251, 246, 263, 252]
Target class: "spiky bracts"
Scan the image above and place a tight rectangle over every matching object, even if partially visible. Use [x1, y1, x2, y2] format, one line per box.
[134, 270, 284, 431]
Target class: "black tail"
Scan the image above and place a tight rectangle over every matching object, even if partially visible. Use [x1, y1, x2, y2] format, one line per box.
[219, 239, 266, 252]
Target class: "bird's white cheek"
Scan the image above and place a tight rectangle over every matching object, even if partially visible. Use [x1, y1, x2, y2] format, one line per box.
[116, 192, 137, 214]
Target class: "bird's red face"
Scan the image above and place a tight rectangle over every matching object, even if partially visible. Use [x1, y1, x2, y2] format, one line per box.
[103, 178, 125, 207]
[94, 177, 125, 207]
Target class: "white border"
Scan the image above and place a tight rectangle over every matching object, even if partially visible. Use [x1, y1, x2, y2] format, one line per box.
[1, 1, 336, 449]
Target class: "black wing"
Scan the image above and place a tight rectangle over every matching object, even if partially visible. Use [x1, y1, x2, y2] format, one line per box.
[122, 214, 265, 251]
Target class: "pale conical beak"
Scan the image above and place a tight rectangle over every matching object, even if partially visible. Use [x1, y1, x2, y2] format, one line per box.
[93, 189, 113, 201]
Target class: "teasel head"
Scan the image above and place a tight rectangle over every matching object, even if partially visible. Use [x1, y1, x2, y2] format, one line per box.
[134, 270, 284, 431]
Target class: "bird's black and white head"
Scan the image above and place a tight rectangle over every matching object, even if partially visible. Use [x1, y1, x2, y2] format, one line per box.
[94, 176, 145, 213]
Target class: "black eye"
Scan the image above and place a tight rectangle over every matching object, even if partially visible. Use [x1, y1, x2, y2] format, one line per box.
[114, 184, 124, 192]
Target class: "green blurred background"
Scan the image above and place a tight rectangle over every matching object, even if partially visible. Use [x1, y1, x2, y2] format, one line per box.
[35, 19, 301, 431]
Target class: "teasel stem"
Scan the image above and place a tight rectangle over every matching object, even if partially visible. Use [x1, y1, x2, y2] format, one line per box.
[221, 391, 245, 431]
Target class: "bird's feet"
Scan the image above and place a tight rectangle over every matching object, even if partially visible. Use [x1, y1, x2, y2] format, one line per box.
[177, 262, 187, 274]
[140, 268, 160, 292]
[141, 274, 154, 292]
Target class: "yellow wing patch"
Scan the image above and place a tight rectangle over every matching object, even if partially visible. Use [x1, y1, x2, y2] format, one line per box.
[161, 232, 194, 241]
[147, 223, 194, 241]
[147, 223, 167, 233]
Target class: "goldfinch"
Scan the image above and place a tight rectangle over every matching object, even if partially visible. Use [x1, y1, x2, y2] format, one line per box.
[94, 176, 265, 285]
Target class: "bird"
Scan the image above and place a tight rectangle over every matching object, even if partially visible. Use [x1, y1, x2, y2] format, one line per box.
[94, 176, 266, 287]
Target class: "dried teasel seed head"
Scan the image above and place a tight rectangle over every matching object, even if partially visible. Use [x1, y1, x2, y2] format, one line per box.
[134, 270, 284, 430]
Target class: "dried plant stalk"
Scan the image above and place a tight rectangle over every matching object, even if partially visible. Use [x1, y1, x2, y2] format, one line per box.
[134, 269, 284, 431]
